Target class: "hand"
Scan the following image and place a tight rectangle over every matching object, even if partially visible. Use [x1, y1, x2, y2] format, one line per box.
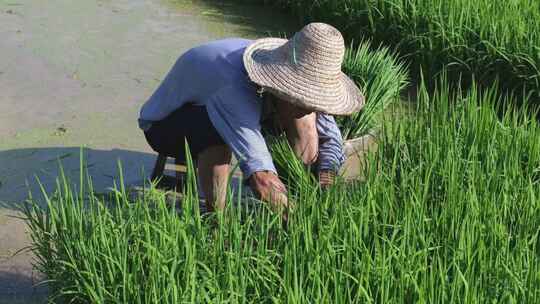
[249, 171, 293, 214]
[319, 170, 336, 190]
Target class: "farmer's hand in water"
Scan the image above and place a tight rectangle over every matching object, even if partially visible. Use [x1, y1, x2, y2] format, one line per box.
[249, 171, 292, 213]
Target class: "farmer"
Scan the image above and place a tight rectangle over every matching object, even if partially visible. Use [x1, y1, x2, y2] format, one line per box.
[138, 23, 365, 213]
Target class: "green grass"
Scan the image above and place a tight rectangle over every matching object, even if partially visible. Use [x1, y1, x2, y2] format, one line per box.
[234, 0, 540, 100]
[22, 81, 540, 303]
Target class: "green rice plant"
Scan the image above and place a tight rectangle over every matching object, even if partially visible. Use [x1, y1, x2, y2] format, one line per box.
[369, 80, 540, 302]
[22, 80, 540, 302]
[233, 0, 540, 100]
[267, 135, 317, 191]
[339, 41, 409, 139]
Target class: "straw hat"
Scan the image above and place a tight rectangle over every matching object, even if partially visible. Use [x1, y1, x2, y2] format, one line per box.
[243, 23, 365, 116]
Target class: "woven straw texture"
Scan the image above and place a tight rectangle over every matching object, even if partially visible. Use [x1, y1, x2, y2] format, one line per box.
[243, 23, 365, 116]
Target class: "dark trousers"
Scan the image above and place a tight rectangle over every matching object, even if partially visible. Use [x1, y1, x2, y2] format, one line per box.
[144, 104, 225, 162]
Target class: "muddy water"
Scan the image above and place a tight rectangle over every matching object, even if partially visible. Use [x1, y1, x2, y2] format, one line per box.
[0, 0, 295, 301]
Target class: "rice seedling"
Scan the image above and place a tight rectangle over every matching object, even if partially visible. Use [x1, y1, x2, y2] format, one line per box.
[21, 79, 540, 303]
[339, 41, 408, 139]
[267, 135, 317, 191]
[233, 0, 540, 100]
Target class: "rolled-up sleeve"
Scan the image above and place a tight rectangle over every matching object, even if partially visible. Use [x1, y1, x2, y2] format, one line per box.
[316, 113, 345, 172]
[205, 86, 277, 178]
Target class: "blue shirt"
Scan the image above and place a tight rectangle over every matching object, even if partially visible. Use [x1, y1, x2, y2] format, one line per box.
[139, 38, 344, 178]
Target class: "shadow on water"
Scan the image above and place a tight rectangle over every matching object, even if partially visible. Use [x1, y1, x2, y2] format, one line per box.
[170, 0, 300, 38]
[0, 147, 157, 303]
[0, 271, 47, 304]
[0, 147, 157, 210]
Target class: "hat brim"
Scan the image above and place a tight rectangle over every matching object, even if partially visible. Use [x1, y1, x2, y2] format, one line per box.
[243, 38, 365, 116]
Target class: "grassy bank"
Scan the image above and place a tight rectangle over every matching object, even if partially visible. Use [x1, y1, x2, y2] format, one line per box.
[23, 81, 540, 303]
[234, 0, 540, 100]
